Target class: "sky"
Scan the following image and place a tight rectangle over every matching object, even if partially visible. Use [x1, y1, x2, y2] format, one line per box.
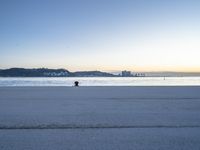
[0, 0, 200, 72]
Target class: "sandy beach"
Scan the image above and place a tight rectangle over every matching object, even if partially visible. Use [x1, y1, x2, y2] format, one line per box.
[0, 86, 200, 150]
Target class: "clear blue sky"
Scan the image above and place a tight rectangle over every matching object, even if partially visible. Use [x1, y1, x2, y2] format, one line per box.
[1, 0, 200, 72]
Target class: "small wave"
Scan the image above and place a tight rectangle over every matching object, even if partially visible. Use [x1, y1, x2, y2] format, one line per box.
[0, 124, 200, 130]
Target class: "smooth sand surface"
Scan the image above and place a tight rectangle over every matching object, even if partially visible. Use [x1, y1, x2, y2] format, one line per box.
[0, 86, 200, 150]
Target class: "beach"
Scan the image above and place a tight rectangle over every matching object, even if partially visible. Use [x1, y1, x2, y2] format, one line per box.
[0, 86, 200, 150]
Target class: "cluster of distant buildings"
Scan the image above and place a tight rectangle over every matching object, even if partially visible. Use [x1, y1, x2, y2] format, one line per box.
[43, 71, 69, 77]
[121, 70, 145, 77]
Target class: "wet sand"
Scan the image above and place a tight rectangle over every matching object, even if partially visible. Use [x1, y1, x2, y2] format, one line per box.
[0, 86, 200, 150]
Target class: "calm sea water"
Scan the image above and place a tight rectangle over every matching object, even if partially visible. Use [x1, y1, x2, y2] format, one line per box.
[0, 77, 200, 86]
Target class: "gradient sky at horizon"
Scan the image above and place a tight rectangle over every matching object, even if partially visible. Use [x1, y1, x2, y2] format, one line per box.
[1, 0, 200, 72]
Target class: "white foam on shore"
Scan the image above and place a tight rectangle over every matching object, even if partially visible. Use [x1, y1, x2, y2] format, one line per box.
[1, 77, 200, 86]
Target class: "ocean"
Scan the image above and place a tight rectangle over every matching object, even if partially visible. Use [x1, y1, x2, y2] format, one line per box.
[0, 77, 200, 86]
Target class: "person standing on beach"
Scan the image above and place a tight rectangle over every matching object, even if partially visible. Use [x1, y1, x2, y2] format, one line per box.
[74, 81, 79, 86]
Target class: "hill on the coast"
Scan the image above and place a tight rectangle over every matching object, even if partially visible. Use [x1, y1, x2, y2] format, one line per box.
[0, 68, 116, 77]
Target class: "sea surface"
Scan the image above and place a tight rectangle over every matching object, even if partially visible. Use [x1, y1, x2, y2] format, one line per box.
[0, 77, 200, 86]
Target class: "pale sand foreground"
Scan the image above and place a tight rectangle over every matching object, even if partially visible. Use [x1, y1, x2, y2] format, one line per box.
[0, 86, 200, 150]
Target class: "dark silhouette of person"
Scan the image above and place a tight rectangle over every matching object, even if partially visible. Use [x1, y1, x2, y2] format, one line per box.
[74, 81, 79, 86]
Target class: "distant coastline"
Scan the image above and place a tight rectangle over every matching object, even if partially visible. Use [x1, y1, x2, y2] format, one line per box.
[0, 68, 200, 77]
[0, 68, 116, 77]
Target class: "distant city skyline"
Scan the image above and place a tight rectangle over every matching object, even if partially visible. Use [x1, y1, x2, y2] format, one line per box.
[1, 0, 200, 72]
